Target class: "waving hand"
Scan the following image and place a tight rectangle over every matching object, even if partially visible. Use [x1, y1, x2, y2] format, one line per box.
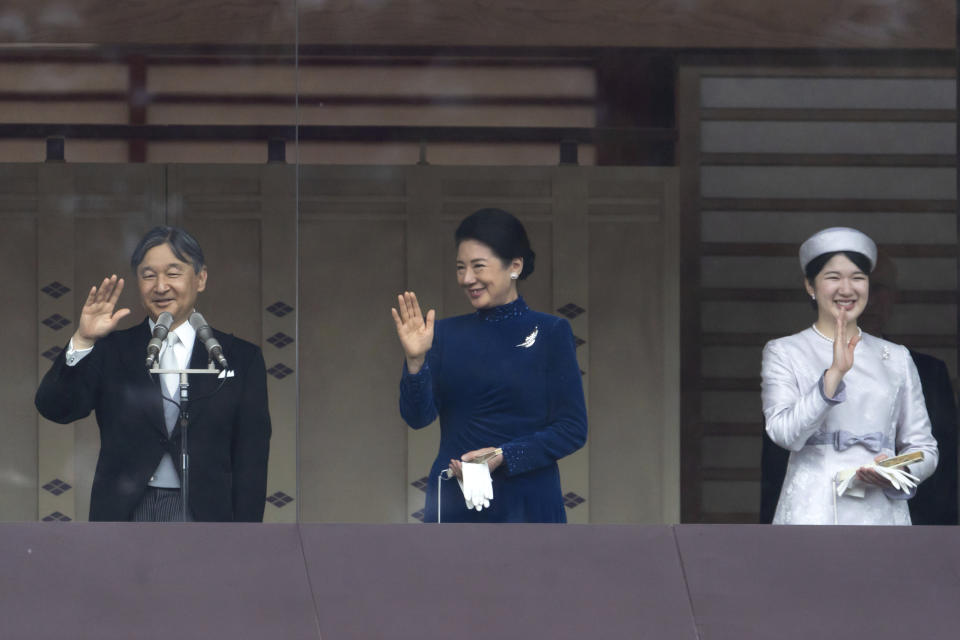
[823, 308, 860, 398]
[73, 275, 131, 350]
[391, 291, 435, 374]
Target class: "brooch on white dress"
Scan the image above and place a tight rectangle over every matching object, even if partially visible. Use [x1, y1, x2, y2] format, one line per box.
[880, 345, 890, 360]
[516, 326, 538, 348]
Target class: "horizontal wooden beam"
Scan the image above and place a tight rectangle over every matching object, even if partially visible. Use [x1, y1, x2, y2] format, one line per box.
[2, 0, 953, 49]
[700, 198, 956, 213]
[155, 95, 596, 107]
[701, 153, 956, 168]
[0, 123, 675, 144]
[701, 108, 956, 122]
[297, 1, 956, 49]
[0, 47, 600, 65]
[0, 91, 127, 103]
[0, 92, 596, 108]
[1, 47, 952, 68]
[682, 53, 954, 69]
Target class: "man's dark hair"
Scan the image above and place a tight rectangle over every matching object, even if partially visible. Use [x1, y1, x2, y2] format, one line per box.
[130, 226, 205, 274]
[454, 208, 536, 280]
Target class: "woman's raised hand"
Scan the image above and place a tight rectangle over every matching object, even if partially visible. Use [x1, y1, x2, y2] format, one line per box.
[391, 291, 435, 374]
[823, 308, 859, 398]
[832, 308, 859, 374]
[73, 275, 131, 350]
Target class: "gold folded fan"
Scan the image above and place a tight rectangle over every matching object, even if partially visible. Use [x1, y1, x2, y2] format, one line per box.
[877, 451, 924, 468]
[468, 448, 503, 464]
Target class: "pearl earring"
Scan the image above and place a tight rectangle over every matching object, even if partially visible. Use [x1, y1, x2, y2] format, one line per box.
[510, 273, 519, 280]
[810, 294, 815, 301]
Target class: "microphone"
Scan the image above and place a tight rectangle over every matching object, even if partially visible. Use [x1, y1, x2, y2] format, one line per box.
[145, 312, 174, 368]
[189, 311, 228, 369]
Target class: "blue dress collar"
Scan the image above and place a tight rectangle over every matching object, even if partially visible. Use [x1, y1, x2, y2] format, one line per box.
[477, 296, 529, 322]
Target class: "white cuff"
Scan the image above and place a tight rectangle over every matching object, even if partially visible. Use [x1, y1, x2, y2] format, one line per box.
[65, 338, 94, 366]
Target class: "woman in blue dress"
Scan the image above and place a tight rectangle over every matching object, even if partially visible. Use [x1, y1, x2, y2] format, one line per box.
[392, 208, 587, 522]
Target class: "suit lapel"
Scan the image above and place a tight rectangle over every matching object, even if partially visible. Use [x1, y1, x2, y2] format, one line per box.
[168, 333, 223, 440]
[119, 319, 168, 439]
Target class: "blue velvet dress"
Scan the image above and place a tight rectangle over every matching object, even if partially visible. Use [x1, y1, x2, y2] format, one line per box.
[399, 297, 587, 523]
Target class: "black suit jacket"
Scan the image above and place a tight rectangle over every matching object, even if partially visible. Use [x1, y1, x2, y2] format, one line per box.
[904, 351, 958, 525]
[760, 348, 958, 525]
[36, 319, 271, 522]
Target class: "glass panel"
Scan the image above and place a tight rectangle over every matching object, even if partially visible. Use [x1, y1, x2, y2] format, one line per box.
[694, 67, 957, 524]
[2, 2, 956, 529]
[1, 5, 296, 523]
[288, 3, 957, 527]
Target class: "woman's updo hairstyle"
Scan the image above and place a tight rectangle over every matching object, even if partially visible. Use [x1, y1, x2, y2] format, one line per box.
[454, 208, 536, 280]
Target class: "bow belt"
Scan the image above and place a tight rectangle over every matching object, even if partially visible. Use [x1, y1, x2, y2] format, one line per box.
[805, 430, 892, 453]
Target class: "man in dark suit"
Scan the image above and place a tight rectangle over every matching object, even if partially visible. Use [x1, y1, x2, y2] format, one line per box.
[36, 226, 271, 522]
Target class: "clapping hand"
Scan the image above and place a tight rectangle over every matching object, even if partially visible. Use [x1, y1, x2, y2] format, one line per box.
[391, 291, 435, 374]
[73, 275, 131, 350]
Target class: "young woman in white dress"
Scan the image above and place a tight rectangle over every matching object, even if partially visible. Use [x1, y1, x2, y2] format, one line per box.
[761, 227, 938, 524]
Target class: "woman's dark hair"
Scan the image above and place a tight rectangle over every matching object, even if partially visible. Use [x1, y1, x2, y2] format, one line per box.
[803, 250, 872, 284]
[130, 226, 205, 273]
[454, 208, 536, 280]
[804, 250, 871, 309]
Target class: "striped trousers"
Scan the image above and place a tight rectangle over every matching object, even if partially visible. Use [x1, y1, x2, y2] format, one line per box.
[130, 487, 194, 522]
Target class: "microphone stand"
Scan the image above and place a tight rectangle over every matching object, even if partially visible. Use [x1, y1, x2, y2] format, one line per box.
[151, 359, 221, 522]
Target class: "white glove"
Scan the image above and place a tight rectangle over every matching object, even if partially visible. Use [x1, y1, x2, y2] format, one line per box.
[457, 462, 494, 511]
[835, 464, 919, 498]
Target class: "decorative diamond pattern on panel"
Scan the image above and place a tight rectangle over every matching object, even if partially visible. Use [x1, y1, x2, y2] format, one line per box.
[266, 301, 294, 318]
[42, 511, 72, 522]
[563, 492, 585, 509]
[556, 303, 586, 319]
[266, 491, 294, 508]
[573, 335, 586, 348]
[41, 314, 71, 331]
[41, 281, 70, 299]
[411, 477, 429, 493]
[267, 363, 294, 380]
[411, 509, 425, 522]
[42, 479, 72, 496]
[41, 346, 64, 361]
[266, 332, 294, 349]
